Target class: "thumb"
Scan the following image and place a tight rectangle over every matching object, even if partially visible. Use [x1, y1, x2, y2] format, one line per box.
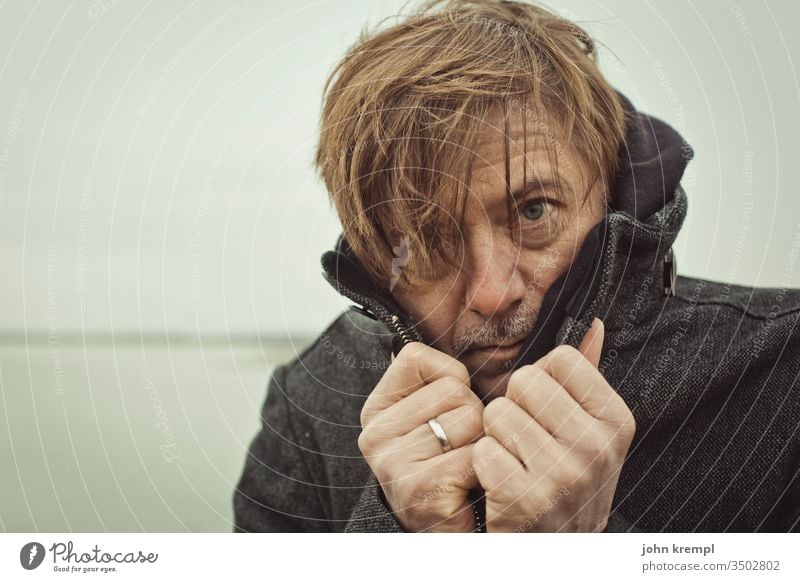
[577, 317, 604, 368]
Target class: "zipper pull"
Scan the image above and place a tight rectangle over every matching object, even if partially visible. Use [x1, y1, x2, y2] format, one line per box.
[350, 304, 377, 321]
[663, 247, 677, 296]
[352, 305, 412, 357]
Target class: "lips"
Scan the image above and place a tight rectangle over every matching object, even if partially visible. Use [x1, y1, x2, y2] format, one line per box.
[471, 337, 527, 359]
[474, 336, 527, 350]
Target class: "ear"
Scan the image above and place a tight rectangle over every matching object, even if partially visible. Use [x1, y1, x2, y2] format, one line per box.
[577, 317, 604, 368]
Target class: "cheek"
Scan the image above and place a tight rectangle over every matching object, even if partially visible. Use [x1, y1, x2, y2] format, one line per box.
[522, 244, 574, 293]
[523, 203, 603, 292]
[394, 284, 461, 343]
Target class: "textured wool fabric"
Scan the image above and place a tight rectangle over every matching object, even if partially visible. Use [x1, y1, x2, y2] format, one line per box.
[233, 92, 800, 533]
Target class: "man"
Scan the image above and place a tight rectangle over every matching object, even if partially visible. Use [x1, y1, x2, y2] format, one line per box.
[233, 0, 800, 532]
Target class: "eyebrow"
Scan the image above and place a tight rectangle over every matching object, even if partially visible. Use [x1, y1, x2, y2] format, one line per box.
[509, 177, 566, 202]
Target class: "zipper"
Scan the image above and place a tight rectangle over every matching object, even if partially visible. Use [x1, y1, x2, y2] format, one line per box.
[335, 281, 424, 350]
[351, 302, 412, 355]
[345, 291, 488, 532]
[469, 488, 487, 533]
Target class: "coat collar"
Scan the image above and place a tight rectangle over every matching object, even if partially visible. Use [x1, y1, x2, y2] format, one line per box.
[320, 90, 693, 368]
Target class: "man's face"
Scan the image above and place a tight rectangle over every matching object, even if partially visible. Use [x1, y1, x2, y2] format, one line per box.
[390, 105, 607, 403]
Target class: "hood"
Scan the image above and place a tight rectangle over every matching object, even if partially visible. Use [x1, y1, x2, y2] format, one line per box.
[320, 89, 693, 367]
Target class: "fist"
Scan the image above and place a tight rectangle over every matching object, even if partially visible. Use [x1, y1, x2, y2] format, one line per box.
[358, 342, 486, 532]
[472, 318, 636, 532]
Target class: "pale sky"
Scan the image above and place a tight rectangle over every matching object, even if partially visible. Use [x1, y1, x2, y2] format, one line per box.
[1, 0, 799, 339]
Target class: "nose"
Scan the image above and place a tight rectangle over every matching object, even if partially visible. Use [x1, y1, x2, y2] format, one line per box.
[463, 230, 527, 318]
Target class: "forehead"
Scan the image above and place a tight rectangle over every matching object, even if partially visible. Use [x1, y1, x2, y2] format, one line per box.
[467, 104, 579, 193]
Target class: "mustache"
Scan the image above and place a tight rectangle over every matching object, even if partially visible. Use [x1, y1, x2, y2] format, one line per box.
[452, 299, 538, 355]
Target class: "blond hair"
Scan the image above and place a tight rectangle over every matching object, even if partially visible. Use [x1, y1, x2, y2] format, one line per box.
[314, 0, 625, 288]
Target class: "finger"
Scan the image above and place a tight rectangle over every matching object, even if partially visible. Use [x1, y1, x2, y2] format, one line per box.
[505, 366, 597, 441]
[363, 342, 470, 427]
[537, 344, 629, 424]
[400, 404, 484, 460]
[365, 376, 480, 440]
[372, 445, 478, 520]
[577, 317, 604, 368]
[417, 442, 480, 492]
[482, 396, 560, 466]
[472, 435, 525, 492]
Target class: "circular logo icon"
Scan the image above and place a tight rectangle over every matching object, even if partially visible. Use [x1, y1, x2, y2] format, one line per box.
[20, 542, 46, 570]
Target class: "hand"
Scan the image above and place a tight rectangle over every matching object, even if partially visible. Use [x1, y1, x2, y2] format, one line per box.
[358, 342, 485, 532]
[473, 318, 636, 532]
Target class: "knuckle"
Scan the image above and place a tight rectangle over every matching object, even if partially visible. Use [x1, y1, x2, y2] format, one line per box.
[451, 360, 470, 384]
[563, 461, 586, 488]
[473, 435, 494, 460]
[506, 371, 521, 398]
[358, 422, 393, 454]
[617, 411, 637, 440]
[551, 344, 580, 364]
[507, 366, 531, 399]
[444, 375, 465, 391]
[483, 396, 510, 427]
[509, 363, 532, 382]
[554, 344, 580, 358]
[442, 376, 471, 402]
[359, 402, 375, 429]
[438, 375, 461, 394]
[475, 433, 494, 449]
[580, 424, 609, 453]
[357, 427, 374, 455]
[397, 341, 425, 366]
[603, 398, 637, 435]
[620, 403, 636, 426]
[507, 363, 546, 397]
[463, 405, 484, 436]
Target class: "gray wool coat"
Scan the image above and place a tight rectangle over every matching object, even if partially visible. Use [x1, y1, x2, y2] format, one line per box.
[233, 91, 800, 532]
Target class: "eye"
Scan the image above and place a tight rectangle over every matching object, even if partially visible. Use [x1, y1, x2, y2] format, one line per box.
[513, 197, 562, 246]
[520, 199, 548, 222]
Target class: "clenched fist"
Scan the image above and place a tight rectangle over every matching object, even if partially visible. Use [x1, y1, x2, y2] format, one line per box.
[358, 342, 486, 532]
[473, 318, 636, 532]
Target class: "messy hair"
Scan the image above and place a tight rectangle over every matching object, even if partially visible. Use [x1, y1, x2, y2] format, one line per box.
[314, 0, 625, 288]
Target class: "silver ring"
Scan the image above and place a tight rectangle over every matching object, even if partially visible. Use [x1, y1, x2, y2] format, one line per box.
[427, 418, 452, 453]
